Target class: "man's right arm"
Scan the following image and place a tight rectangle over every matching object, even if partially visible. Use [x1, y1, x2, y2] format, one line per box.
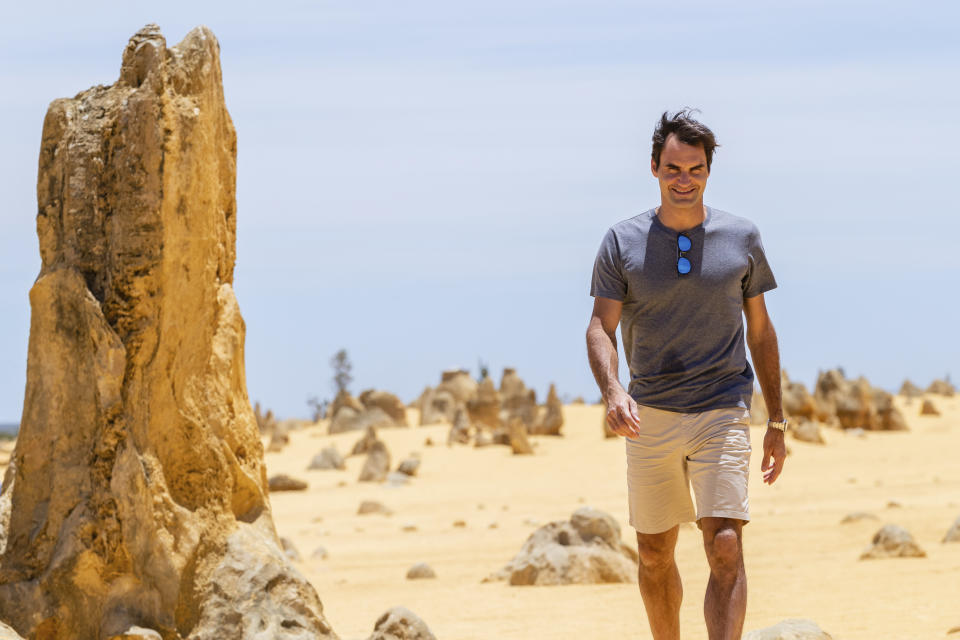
[586, 296, 641, 437]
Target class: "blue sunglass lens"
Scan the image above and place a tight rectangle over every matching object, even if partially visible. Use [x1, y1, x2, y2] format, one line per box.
[677, 257, 691, 274]
[677, 235, 692, 252]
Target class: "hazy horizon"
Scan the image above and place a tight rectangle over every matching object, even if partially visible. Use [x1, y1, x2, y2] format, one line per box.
[1, 1, 958, 422]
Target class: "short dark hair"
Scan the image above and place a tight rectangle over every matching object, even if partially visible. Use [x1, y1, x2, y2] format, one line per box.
[651, 109, 719, 171]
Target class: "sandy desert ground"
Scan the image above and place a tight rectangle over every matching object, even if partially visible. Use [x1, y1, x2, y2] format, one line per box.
[1, 394, 958, 639]
[254, 394, 960, 640]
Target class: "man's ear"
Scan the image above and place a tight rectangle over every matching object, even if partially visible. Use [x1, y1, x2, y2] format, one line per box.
[650, 157, 658, 177]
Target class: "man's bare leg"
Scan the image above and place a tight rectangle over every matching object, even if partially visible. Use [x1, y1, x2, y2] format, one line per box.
[700, 517, 747, 640]
[636, 525, 682, 640]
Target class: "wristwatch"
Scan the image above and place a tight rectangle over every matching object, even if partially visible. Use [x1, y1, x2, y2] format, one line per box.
[767, 419, 789, 432]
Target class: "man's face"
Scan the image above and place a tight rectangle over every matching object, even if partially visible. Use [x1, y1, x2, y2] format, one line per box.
[651, 134, 709, 210]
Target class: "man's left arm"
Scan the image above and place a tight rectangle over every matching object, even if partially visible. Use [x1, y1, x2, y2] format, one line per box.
[743, 293, 786, 484]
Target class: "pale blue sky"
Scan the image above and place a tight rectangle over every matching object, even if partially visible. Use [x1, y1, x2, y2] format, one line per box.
[1, 1, 958, 422]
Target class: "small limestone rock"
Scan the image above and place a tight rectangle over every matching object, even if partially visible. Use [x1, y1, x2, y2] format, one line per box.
[359, 440, 391, 482]
[473, 430, 494, 447]
[920, 399, 940, 416]
[308, 445, 346, 471]
[311, 546, 329, 561]
[860, 524, 926, 559]
[943, 515, 960, 543]
[790, 420, 825, 444]
[358, 500, 393, 516]
[368, 607, 437, 640]
[268, 474, 308, 492]
[744, 618, 834, 639]
[386, 471, 411, 486]
[402, 523, 418, 532]
[406, 562, 437, 580]
[453, 519, 467, 528]
[396, 455, 421, 476]
[886, 500, 902, 509]
[840, 512, 879, 524]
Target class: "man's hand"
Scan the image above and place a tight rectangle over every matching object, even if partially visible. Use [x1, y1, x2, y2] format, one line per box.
[760, 427, 786, 484]
[605, 387, 642, 438]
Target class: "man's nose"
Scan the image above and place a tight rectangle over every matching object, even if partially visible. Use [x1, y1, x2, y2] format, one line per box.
[676, 172, 692, 184]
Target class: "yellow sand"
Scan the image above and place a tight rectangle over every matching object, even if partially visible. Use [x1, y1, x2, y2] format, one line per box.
[264, 394, 960, 640]
[2, 394, 959, 639]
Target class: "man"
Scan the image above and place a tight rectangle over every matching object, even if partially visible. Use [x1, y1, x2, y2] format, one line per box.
[585, 110, 786, 640]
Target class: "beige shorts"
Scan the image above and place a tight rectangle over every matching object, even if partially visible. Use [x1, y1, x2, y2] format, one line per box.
[625, 404, 752, 534]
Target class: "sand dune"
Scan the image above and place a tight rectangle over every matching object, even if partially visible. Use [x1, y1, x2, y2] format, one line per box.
[255, 395, 960, 639]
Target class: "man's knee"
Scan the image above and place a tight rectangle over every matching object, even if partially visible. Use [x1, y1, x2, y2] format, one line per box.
[703, 522, 742, 569]
[636, 527, 678, 571]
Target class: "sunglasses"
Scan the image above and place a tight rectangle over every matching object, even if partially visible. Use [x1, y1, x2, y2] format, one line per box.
[677, 234, 692, 275]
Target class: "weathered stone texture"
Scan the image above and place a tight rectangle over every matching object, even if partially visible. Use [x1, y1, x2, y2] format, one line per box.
[0, 24, 336, 639]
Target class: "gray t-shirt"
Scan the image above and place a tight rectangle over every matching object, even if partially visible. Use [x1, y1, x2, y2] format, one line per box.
[590, 206, 777, 413]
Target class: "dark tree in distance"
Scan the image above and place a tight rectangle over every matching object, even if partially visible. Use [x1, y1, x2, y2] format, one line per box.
[331, 349, 353, 394]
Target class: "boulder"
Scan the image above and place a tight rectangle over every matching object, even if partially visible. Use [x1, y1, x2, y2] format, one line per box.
[860, 524, 926, 559]
[530, 383, 564, 436]
[309, 446, 346, 471]
[405, 562, 437, 580]
[920, 399, 940, 416]
[466, 376, 502, 429]
[359, 440, 391, 482]
[359, 389, 408, 426]
[367, 607, 436, 640]
[0, 24, 334, 640]
[508, 417, 534, 455]
[487, 507, 636, 585]
[943, 515, 960, 543]
[268, 474, 308, 492]
[744, 618, 834, 639]
[926, 378, 956, 396]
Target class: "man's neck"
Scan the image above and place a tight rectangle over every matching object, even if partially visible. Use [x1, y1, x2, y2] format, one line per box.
[656, 203, 707, 232]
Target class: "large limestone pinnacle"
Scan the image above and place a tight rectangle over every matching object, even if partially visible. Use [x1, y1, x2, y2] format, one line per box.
[0, 25, 338, 640]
